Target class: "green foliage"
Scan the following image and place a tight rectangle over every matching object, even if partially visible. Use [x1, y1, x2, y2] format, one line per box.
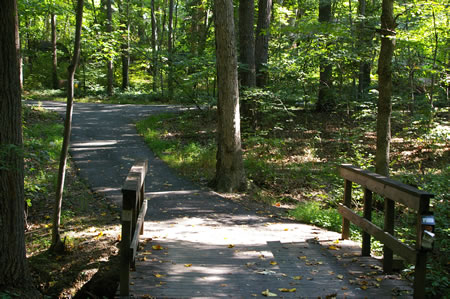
[289, 201, 342, 232]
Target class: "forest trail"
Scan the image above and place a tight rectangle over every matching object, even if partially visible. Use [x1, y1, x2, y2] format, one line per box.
[31, 101, 413, 298]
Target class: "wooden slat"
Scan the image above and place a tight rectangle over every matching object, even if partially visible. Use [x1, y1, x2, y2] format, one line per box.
[123, 159, 148, 191]
[338, 204, 416, 263]
[130, 200, 148, 260]
[339, 164, 433, 211]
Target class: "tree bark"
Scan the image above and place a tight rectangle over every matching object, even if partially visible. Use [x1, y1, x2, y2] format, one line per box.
[239, 0, 256, 88]
[120, 0, 130, 90]
[255, 0, 272, 88]
[51, 13, 58, 89]
[212, 0, 246, 192]
[151, 0, 157, 92]
[167, 0, 174, 100]
[106, 0, 114, 96]
[375, 0, 395, 177]
[357, 0, 372, 95]
[51, 0, 84, 252]
[316, 0, 334, 112]
[0, 1, 36, 294]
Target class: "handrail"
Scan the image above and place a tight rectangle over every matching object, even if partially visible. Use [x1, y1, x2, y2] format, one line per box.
[120, 159, 148, 297]
[338, 164, 433, 299]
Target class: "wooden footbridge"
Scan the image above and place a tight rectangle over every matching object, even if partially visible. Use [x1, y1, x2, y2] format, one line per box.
[117, 161, 434, 298]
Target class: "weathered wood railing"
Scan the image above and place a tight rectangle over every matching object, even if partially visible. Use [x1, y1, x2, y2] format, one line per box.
[338, 164, 434, 299]
[120, 159, 148, 297]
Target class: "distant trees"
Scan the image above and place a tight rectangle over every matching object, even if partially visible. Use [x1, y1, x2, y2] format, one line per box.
[212, 0, 246, 192]
[0, 0, 37, 294]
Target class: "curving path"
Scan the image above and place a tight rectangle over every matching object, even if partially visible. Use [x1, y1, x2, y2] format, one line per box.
[31, 101, 413, 298]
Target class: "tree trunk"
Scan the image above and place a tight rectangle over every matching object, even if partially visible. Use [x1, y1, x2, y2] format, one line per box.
[120, 0, 130, 90]
[0, 1, 36, 293]
[106, 0, 114, 96]
[167, 0, 174, 100]
[357, 0, 371, 95]
[51, 0, 84, 252]
[212, 0, 246, 192]
[255, 0, 272, 88]
[151, 0, 157, 92]
[375, 0, 395, 177]
[239, 0, 256, 88]
[316, 0, 334, 112]
[51, 13, 58, 89]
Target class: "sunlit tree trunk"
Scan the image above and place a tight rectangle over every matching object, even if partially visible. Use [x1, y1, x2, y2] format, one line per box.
[375, 0, 395, 177]
[51, 13, 58, 89]
[119, 0, 130, 90]
[0, 1, 36, 293]
[52, 0, 84, 252]
[212, 0, 246, 192]
[106, 0, 114, 96]
[255, 0, 272, 88]
[316, 0, 334, 112]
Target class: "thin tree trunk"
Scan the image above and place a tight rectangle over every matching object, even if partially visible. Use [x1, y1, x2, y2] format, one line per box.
[316, 0, 334, 112]
[168, 0, 174, 100]
[120, 0, 130, 90]
[375, 0, 395, 177]
[239, 0, 256, 87]
[106, 0, 113, 96]
[151, 0, 157, 92]
[255, 0, 272, 88]
[51, 0, 84, 252]
[51, 13, 58, 89]
[358, 0, 371, 95]
[158, 0, 167, 96]
[0, 1, 36, 293]
[212, 0, 246, 192]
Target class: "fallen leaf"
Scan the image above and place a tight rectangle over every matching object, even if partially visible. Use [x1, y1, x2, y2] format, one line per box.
[292, 275, 303, 280]
[220, 284, 227, 287]
[142, 251, 152, 255]
[152, 245, 164, 250]
[228, 244, 235, 248]
[328, 245, 339, 250]
[278, 288, 296, 292]
[153, 273, 165, 278]
[139, 257, 148, 261]
[337, 274, 344, 280]
[284, 228, 289, 231]
[184, 264, 192, 267]
[361, 285, 368, 290]
[376, 278, 383, 282]
[261, 289, 277, 297]
[298, 256, 307, 260]
[341, 287, 348, 290]
[270, 261, 278, 265]
[333, 239, 340, 244]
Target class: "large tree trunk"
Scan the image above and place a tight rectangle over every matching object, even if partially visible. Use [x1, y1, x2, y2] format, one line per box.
[106, 0, 114, 96]
[212, 0, 246, 193]
[151, 0, 157, 92]
[0, 0, 36, 294]
[255, 0, 272, 88]
[316, 0, 334, 112]
[167, 0, 174, 100]
[51, 13, 58, 89]
[51, 0, 84, 252]
[375, 0, 395, 177]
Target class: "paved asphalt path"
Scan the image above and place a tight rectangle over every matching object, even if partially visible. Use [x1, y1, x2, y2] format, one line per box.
[29, 101, 413, 298]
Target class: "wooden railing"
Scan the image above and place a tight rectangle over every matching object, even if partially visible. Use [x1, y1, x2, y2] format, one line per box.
[338, 164, 434, 299]
[120, 159, 148, 297]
